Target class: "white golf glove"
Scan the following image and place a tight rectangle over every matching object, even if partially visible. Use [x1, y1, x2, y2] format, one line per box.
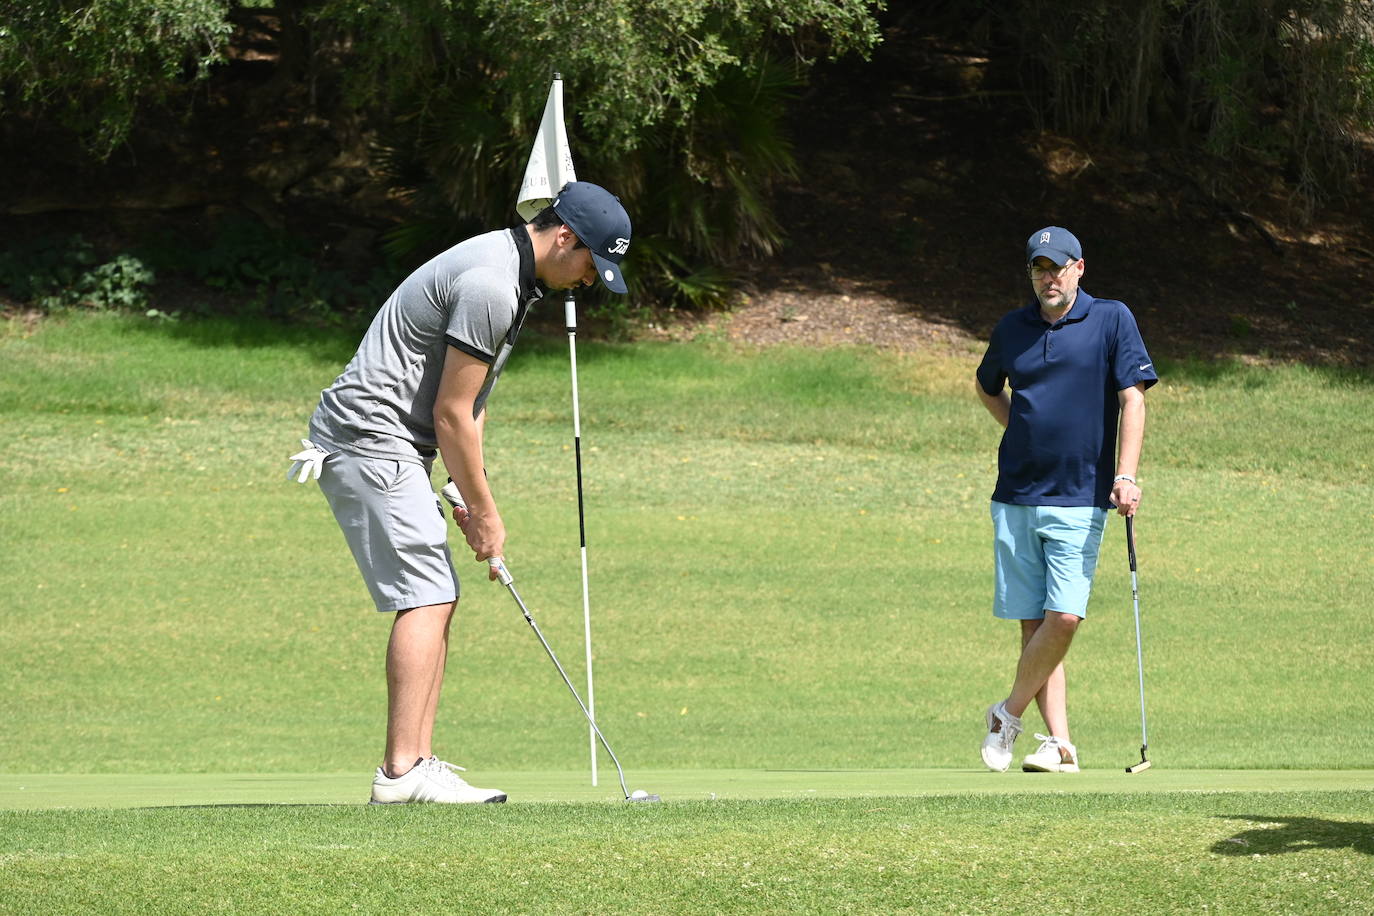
[286, 439, 328, 483]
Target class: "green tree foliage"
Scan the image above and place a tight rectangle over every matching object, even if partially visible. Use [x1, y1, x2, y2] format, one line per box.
[0, 0, 233, 155]
[330, 0, 881, 307]
[1, 0, 881, 310]
[994, 0, 1374, 209]
[616, 57, 802, 308]
[373, 51, 806, 309]
[323, 0, 879, 157]
[22, 2, 1374, 311]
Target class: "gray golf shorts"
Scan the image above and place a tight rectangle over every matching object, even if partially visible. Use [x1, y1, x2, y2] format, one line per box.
[317, 451, 460, 612]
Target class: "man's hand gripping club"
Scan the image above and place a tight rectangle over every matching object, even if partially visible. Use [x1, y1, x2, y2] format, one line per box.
[440, 480, 512, 584]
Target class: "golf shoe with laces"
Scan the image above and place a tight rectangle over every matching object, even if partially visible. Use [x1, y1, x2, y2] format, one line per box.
[1021, 734, 1080, 773]
[424, 756, 507, 803]
[980, 701, 1023, 772]
[368, 757, 507, 804]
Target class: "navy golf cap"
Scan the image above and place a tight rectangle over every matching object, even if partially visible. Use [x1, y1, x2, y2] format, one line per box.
[552, 181, 632, 294]
[1026, 226, 1083, 266]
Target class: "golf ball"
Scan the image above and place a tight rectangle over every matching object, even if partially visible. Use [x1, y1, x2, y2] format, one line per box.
[630, 789, 648, 800]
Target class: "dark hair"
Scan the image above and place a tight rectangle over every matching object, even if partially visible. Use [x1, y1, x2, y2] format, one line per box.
[528, 206, 563, 230]
[528, 205, 586, 249]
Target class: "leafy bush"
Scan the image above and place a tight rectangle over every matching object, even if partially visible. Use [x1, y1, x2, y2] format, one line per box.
[136, 216, 393, 321]
[993, 0, 1374, 210]
[3, 1, 880, 312]
[0, 220, 397, 321]
[0, 236, 155, 311]
[378, 55, 804, 313]
[336, 1, 878, 313]
[613, 57, 801, 309]
[0, 0, 232, 156]
[76, 255, 157, 310]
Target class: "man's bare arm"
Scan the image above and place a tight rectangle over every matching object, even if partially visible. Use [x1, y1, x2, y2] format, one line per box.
[1111, 382, 1147, 516]
[976, 378, 1011, 429]
[434, 348, 504, 562]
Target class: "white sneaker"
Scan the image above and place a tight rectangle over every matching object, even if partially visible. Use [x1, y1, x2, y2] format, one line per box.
[424, 757, 508, 803]
[1022, 734, 1080, 773]
[368, 758, 507, 805]
[980, 701, 1022, 772]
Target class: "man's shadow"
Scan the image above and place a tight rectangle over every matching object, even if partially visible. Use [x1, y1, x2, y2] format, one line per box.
[1213, 815, 1374, 856]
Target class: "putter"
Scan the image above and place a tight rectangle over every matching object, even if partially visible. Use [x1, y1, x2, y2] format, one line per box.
[1124, 515, 1152, 774]
[440, 481, 661, 802]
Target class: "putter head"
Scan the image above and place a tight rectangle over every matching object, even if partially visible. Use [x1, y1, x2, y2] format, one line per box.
[626, 791, 662, 803]
[1126, 748, 1152, 774]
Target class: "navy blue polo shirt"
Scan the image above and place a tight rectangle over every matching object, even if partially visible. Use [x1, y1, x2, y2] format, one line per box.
[976, 290, 1157, 509]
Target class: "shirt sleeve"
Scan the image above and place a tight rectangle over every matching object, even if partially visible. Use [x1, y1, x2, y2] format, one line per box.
[444, 267, 517, 364]
[976, 320, 1008, 396]
[1109, 303, 1159, 392]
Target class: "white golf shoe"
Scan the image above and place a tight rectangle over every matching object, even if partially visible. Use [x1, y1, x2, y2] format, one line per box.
[1021, 734, 1080, 773]
[369, 757, 507, 805]
[980, 701, 1023, 772]
[424, 757, 508, 803]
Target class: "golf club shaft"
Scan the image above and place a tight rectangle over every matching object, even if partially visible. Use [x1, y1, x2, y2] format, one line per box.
[1126, 516, 1149, 753]
[495, 565, 631, 799]
[438, 482, 631, 798]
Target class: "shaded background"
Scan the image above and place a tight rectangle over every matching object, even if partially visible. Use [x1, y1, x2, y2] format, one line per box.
[2, 0, 1371, 367]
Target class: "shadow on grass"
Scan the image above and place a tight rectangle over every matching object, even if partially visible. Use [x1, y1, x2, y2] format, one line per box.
[1157, 356, 1374, 389]
[151, 315, 362, 365]
[1213, 815, 1374, 856]
[48, 309, 1374, 387]
[126, 308, 636, 368]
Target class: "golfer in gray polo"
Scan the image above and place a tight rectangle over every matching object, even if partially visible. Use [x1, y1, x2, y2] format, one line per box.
[290, 182, 632, 804]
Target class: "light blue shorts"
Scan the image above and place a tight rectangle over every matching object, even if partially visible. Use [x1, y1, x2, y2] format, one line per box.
[317, 450, 460, 613]
[990, 502, 1108, 620]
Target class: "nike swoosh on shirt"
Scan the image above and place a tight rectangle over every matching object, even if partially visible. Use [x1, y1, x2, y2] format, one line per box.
[1139, 363, 1152, 371]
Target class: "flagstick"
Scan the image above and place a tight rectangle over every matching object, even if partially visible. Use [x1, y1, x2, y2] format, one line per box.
[566, 289, 598, 786]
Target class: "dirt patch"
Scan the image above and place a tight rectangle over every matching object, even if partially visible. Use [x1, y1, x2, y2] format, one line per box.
[723, 277, 976, 353]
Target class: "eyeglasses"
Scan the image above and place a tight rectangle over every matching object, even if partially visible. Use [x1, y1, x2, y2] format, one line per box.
[1028, 261, 1079, 279]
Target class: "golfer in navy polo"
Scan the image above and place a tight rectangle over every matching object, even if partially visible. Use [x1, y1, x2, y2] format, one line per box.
[974, 226, 1157, 773]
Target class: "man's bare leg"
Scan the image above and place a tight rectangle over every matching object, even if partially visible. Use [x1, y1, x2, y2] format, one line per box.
[384, 601, 455, 776]
[417, 607, 454, 760]
[1017, 619, 1074, 762]
[1004, 612, 1079, 725]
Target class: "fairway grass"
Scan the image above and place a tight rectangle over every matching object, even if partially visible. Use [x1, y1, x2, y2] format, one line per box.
[3, 313, 1370, 775]
[3, 312, 1372, 913]
[4, 768, 1373, 810]
[2, 789, 1371, 914]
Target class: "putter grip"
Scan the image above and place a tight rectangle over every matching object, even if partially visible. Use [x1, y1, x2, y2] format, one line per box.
[439, 481, 514, 585]
[489, 557, 514, 586]
[439, 480, 465, 510]
[1125, 516, 1138, 572]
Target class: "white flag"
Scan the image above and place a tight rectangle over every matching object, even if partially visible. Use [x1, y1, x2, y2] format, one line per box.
[516, 76, 577, 220]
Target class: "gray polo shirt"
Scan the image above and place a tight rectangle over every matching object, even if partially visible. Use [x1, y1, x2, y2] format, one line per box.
[309, 227, 543, 462]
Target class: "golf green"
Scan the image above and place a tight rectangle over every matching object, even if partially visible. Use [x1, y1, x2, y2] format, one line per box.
[5, 768, 1371, 810]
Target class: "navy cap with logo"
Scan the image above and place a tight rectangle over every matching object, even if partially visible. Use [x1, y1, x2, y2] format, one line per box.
[552, 181, 633, 294]
[1025, 226, 1083, 266]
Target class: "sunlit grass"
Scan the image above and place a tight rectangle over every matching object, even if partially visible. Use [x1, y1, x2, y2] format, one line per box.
[3, 311, 1372, 914]
[2, 792, 1371, 914]
[1, 312, 1370, 777]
